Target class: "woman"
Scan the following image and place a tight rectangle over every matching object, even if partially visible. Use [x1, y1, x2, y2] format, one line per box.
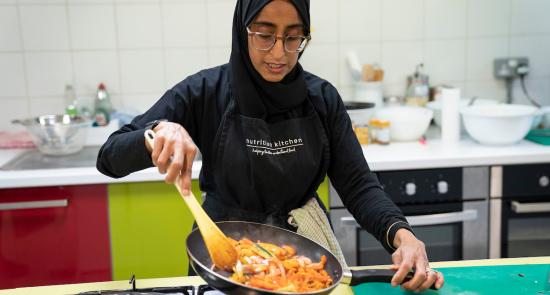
[97, 0, 444, 291]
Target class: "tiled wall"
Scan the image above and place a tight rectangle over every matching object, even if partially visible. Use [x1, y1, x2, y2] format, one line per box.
[1, 0, 549, 130]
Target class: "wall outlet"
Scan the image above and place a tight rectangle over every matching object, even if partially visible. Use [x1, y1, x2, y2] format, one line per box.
[493, 57, 529, 79]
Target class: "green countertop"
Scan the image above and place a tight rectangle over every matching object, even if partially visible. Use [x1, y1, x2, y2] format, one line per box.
[3, 257, 550, 295]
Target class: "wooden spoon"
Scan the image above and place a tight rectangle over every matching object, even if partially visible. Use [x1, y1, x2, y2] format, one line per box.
[144, 129, 238, 271]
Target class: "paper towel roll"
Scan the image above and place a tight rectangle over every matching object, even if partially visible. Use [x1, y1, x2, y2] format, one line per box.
[441, 87, 460, 143]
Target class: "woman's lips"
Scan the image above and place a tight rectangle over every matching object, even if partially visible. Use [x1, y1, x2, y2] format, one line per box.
[265, 62, 286, 74]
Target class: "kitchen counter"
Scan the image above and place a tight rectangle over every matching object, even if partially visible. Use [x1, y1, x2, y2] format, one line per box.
[2, 256, 549, 294]
[0, 137, 549, 189]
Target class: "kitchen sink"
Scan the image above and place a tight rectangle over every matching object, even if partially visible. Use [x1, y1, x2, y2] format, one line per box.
[1, 146, 202, 171]
[1, 146, 102, 170]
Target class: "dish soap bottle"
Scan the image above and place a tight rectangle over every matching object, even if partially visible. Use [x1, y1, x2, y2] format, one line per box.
[94, 83, 113, 126]
[405, 63, 429, 107]
[64, 84, 78, 117]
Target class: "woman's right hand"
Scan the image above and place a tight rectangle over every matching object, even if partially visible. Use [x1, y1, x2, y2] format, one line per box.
[146, 121, 197, 194]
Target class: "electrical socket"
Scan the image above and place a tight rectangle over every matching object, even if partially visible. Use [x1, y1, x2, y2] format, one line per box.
[494, 57, 529, 79]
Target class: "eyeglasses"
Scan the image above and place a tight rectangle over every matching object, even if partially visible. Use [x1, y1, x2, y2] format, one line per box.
[246, 27, 311, 53]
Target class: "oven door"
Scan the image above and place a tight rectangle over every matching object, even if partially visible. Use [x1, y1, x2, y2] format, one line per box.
[330, 200, 488, 266]
[501, 197, 550, 258]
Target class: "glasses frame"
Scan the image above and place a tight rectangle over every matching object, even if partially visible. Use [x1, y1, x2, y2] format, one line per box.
[246, 27, 311, 53]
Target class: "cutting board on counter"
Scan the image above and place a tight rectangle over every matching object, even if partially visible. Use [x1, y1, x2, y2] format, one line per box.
[352, 264, 550, 295]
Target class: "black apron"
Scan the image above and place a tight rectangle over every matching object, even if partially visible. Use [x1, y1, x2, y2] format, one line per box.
[203, 96, 330, 230]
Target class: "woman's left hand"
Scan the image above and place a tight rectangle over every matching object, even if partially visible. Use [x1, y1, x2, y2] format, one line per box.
[390, 228, 445, 292]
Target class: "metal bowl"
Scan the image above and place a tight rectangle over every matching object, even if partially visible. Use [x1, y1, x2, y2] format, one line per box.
[12, 115, 92, 156]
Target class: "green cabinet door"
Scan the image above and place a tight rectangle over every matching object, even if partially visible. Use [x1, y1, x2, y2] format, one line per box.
[108, 180, 202, 280]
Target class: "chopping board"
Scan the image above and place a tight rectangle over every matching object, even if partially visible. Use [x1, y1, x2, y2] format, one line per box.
[351, 264, 550, 295]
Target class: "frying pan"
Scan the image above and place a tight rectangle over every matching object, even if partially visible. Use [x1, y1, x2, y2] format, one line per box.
[187, 221, 435, 295]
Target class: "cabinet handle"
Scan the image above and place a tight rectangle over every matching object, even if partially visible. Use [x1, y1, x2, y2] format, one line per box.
[341, 209, 478, 227]
[0, 199, 68, 211]
[511, 201, 550, 214]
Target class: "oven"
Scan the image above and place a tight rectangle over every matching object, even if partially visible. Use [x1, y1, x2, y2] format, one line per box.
[490, 163, 550, 259]
[330, 167, 489, 266]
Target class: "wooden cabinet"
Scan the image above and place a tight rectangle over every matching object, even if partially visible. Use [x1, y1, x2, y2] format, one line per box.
[0, 185, 111, 289]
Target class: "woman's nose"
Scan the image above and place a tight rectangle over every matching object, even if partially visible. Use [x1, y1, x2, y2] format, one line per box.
[270, 38, 285, 59]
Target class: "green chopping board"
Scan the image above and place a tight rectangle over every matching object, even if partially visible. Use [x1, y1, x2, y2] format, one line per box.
[352, 264, 550, 295]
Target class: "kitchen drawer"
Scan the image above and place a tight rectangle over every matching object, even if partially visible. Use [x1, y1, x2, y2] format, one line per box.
[0, 185, 111, 289]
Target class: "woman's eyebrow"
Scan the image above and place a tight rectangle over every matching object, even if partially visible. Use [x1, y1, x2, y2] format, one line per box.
[251, 21, 304, 31]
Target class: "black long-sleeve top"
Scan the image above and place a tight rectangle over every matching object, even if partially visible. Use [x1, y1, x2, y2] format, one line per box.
[97, 64, 411, 253]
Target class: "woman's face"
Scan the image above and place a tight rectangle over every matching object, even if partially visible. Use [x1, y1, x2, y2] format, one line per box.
[248, 0, 304, 82]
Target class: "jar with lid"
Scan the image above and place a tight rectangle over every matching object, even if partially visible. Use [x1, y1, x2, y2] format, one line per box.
[405, 63, 429, 107]
[369, 118, 391, 145]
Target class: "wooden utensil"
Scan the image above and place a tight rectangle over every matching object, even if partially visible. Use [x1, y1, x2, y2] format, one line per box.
[144, 129, 237, 271]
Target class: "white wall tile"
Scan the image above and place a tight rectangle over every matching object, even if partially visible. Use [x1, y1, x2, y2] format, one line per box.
[0, 53, 26, 97]
[73, 51, 120, 95]
[310, 0, 338, 43]
[165, 48, 208, 88]
[0, 98, 29, 130]
[300, 43, 339, 87]
[19, 0, 64, 4]
[382, 0, 424, 41]
[424, 40, 466, 84]
[207, 47, 230, 67]
[19, 5, 70, 50]
[0, 0, 16, 4]
[69, 0, 113, 4]
[466, 38, 508, 80]
[69, 5, 117, 50]
[338, 42, 381, 87]
[116, 4, 162, 48]
[511, 77, 549, 106]
[381, 41, 424, 84]
[510, 35, 550, 78]
[206, 1, 233, 48]
[25, 52, 73, 97]
[425, 0, 466, 39]
[0, 6, 22, 51]
[339, 0, 381, 42]
[465, 80, 507, 101]
[161, 3, 207, 48]
[115, 0, 158, 3]
[467, 0, 511, 37]
[511, 0, 550, 35]
[113, 92, 159, 113]
[29, 97, 65, 116]
[383, 82, 407, 97]
[119, 49, 164, 93]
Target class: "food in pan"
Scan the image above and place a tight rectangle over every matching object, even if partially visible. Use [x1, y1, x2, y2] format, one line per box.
[227, 238, 333, 292]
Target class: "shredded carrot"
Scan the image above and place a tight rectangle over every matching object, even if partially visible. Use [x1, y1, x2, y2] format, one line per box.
[228, 239, 333, 292]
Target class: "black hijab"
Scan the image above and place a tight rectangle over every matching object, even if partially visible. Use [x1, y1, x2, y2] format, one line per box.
[229, 0, 310, 118]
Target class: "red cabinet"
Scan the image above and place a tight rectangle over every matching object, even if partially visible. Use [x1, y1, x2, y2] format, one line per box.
[0, 185, 111, 289]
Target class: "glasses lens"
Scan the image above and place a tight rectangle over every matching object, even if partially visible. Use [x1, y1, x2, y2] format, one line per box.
[253, 33, 275, 50]
[285, 36, 305, 52]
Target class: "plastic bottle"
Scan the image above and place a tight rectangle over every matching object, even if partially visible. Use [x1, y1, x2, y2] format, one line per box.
[64, 84, 78, 117]
[94, 83, 113, 126]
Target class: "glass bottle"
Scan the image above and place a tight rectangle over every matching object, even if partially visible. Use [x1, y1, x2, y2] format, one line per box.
[64, 84, 78, 117]
[94, 83, 113, 126]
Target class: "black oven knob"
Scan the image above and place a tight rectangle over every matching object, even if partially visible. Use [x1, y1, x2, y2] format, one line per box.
[405, 182, 416, 196]
[437, 180, 448, 194]
[540, 175, 549, 188]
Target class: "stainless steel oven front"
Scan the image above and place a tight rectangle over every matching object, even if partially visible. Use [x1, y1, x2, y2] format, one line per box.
[490, 163, 550, 259]
[330, 167, 489, 266]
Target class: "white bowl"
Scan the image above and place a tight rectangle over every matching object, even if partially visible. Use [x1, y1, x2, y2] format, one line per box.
[374, 106, 433, 142]
[427, 98, 499, 129]
[460, 104, 537, 145]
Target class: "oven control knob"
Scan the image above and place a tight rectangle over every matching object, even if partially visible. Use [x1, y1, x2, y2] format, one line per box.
[405, 182, 416, 196]
[540, 175, 549, 188]
[437, 181, 448, 194]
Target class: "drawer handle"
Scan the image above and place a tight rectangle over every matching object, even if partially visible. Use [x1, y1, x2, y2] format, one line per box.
[511, 201, 550, 214]
[341, 209, 478, 227]
[0, 199, 68, 211]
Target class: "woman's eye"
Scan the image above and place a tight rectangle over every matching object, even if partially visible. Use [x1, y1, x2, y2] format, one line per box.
[258, 34, 273, 41]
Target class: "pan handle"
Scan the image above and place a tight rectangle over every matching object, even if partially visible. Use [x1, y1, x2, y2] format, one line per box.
[346, 269, 437, 290]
